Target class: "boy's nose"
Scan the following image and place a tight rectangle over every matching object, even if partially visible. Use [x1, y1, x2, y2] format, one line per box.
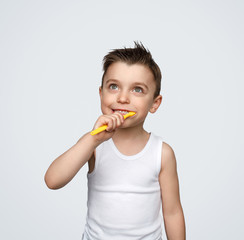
[117, 90, 130, 104]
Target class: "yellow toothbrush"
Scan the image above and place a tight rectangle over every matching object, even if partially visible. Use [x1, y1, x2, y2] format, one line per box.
[90, 112, 136, 135]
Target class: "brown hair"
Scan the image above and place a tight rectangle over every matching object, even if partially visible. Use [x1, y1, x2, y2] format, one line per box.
[101, 41, 162, 99]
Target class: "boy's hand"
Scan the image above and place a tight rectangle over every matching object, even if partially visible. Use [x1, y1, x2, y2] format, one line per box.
[91, 112, 125, 143]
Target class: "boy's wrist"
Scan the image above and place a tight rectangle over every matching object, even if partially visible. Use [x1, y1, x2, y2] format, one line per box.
[77, 131, 102, 149]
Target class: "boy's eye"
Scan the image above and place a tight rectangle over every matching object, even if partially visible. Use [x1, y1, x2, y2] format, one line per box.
[109, 84, 118, 90]
[133, 87, 143, 93]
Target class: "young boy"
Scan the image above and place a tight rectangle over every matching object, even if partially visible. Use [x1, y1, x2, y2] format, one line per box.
[45, 42, 186, 240]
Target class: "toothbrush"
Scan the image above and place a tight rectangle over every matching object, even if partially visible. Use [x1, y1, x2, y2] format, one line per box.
[90, 112, 136, 136]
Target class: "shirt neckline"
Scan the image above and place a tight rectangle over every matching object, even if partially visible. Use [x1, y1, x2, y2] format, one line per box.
[108, 132, 153, 160]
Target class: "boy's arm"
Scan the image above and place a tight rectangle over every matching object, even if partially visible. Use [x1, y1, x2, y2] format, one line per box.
[44, 132, 98, 189]
[159, 143, 186, 240]
[44, 112, 125, 190]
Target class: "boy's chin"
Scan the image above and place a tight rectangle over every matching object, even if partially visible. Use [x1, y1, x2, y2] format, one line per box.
[117, 124, 131, 129]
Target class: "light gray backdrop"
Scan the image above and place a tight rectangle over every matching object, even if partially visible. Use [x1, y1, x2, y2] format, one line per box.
[1, 0, 243, 239]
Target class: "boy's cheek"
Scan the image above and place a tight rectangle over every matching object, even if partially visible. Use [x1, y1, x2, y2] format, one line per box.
[100, 105, 113, 115]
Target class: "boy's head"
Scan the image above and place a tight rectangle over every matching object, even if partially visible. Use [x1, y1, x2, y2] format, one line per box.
[99, 42, 162, 128]
[101, 41, 162, 100]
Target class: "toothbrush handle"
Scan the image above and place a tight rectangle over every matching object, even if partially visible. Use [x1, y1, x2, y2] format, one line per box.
[90, 125, 108, 136]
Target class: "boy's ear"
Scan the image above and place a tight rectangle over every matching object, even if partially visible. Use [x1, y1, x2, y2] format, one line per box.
[149, 95, 162, 113]
[99, 86, 102, 99]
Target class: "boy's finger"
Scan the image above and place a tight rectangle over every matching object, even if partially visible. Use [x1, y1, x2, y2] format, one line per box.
[112, 115, 120, 129]
[107, 114, 123, 131]
[113, 112, 125, 125]
[105, 118, 112, 132]
[106, 117, 116, 132]
[111, 113, 124, 129]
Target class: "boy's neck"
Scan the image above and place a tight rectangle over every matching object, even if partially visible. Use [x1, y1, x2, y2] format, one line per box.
[112, 125, 149, 143]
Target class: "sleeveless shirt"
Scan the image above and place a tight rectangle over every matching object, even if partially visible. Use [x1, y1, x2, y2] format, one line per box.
[82, 132, 164, 240]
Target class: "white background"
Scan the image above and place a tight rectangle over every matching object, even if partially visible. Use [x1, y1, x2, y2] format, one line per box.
[1, 0, 243, 239]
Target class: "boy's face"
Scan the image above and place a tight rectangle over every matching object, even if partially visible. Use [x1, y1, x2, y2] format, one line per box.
[99, 62, 162, 128]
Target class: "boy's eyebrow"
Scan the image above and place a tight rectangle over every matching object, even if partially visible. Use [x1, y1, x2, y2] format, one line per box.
[105, 79, 149, 90]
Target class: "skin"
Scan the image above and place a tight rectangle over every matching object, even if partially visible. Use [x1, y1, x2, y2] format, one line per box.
[44, 61, 186, 239]
[94, 61, 162, 153]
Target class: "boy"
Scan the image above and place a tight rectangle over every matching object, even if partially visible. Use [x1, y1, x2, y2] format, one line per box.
[45, 42, 186, 240]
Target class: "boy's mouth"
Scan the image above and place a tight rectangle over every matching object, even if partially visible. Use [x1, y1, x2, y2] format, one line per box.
[112, 109, 134, 115]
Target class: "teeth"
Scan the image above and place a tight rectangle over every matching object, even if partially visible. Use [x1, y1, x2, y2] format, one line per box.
[114, 110, 129, 114]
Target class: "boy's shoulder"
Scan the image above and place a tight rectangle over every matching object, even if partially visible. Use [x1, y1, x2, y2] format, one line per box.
[162, 141, 175, 153]
[161, 141, 176, 172]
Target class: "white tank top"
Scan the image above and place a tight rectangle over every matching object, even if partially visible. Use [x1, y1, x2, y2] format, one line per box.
[82, 132, 164, 240]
